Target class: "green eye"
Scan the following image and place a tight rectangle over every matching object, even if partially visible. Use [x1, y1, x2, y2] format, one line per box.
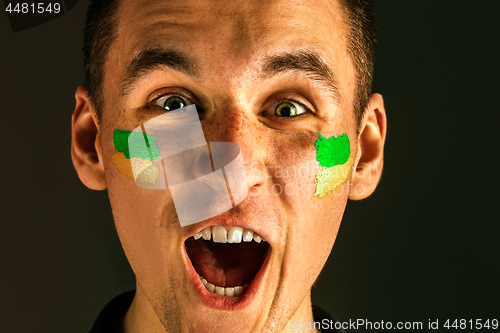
[275, 102, 298, 117]
[162, 96, 186, 111]
[153, 95, 192, 111]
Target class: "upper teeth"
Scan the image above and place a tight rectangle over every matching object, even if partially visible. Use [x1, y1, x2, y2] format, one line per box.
[193, 226, 265, 244]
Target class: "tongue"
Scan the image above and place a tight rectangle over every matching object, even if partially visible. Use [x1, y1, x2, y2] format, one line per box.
[186, 238, 267, 287]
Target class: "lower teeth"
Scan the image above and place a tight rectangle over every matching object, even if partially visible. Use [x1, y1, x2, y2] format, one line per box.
[199, 275, 248, 297]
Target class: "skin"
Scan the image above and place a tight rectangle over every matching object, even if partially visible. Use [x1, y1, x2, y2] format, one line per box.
[71, 0, 387, 332]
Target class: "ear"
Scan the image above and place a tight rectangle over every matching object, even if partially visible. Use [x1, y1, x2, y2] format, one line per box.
[71, 85, 107, 190]
[349, 93, 387, 200]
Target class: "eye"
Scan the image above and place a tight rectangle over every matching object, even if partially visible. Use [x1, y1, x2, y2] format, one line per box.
[266, 100, 309, 118]
[152, 94, 193, 111]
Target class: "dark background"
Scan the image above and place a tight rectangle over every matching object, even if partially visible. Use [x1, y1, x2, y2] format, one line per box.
[1, 1, 499, 332]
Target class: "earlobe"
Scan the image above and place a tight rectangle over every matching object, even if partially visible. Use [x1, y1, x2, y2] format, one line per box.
[349, 93, 387, 200]
[71, 85, 107, 190]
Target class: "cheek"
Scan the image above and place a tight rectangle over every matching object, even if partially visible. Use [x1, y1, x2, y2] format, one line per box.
[264, 131, 353, 205]
[105, 168, 181, 293]
[106, 166, 174, 247]
[101, 128, 178, 268]
[269, 132, 348, 294]
[265, 130, 349, 239]
[265, 131, 320, 204]
[103, 133, 176, 233]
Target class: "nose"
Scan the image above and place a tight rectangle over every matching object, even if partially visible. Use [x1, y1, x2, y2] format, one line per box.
[202, 107, 269, 194]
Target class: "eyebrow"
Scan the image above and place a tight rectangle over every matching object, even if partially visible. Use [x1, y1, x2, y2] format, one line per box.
[121, 47, 199, 95]
[261, 50, 340, 100]
[120, 48, 339, 100]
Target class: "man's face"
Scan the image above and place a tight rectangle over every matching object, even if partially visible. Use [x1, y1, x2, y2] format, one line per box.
[98, 0, 359, 331]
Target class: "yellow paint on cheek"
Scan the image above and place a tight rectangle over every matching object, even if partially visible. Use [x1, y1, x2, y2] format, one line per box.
[314, 156, 353, 199]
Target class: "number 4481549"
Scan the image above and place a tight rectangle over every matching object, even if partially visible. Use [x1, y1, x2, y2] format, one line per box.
[444, 319, 498, 330]
[5, 3, 62, 14]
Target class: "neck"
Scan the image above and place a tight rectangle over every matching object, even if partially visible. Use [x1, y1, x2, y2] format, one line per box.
[281, 294, 320, 333]
[120, 285, 166, 333]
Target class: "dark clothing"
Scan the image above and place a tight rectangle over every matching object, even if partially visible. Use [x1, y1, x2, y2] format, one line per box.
[90, 291, 344, 333]
[89, 291, 135, 333]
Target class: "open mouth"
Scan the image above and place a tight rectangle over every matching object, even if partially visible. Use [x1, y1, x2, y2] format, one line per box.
[185, 226, 270, 297]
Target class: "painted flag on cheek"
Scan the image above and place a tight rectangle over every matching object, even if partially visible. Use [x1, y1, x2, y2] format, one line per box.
[314, 132, 353, 199]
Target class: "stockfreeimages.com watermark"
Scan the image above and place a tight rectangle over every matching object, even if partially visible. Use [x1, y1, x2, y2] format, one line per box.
[290, 318, 423, 331]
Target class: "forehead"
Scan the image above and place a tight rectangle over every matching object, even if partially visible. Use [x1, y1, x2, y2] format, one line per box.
[112, 0, 350, 73]
[118, 0, 344, 48]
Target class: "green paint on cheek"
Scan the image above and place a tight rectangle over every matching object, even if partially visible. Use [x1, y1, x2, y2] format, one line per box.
[315, 132, 350, 167]
[113, 130, 161, 161]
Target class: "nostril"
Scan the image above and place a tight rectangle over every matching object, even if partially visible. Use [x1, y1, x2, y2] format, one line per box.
[247, 184, 264, 197]
[245, 161, 268, 186]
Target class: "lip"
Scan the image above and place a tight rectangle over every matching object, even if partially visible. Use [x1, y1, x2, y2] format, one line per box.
[181, 217, 272, 311]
